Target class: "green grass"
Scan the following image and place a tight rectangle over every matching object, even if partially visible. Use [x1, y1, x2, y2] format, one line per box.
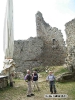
[0, 66, 75, 100]
[40, 66, 69, 78]
[54, 66, 69, 76]
[57, 81, 75, 99]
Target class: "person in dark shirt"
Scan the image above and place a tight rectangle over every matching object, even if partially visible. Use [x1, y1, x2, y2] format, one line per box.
[24, 69, 34, 97]
[32, 71, 40, 91]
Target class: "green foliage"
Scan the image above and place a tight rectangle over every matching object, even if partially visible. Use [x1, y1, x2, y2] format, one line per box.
[40, 71, 48, 78]
[55, 67, 69, 76]
[32, 66, 45, 72]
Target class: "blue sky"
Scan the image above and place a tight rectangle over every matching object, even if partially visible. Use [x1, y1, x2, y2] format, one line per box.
[0, 0, 75, 72]
[56, 0, 75, 14]
[69, 0, 75, 11]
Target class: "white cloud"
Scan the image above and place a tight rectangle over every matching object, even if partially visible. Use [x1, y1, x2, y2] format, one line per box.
[56, 0, 70, 4]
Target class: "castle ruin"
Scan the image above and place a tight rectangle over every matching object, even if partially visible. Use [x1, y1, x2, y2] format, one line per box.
[36, 11, 66, 66]
[13, 11, 66, 73]
[65, 18, 75, 73]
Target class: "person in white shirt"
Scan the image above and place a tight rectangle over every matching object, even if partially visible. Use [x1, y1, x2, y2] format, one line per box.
[46, 71, 56, 94]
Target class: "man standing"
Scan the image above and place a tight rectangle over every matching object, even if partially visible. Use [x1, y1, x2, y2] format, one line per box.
[24, 69, 34, 97]
[46, 71, 57, 94]
[32, 71, 40, 91]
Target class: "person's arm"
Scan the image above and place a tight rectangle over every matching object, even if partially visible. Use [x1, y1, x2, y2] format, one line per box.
[53, 75, 56, 81]
[46, 75, 49, 82]
[24, 75, 27, 80]
[31, 73, 34, 82]
[37, 74, 38, 80]
[24, 74, 28, 82]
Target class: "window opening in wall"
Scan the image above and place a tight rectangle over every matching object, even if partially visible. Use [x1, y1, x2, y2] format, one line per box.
[53, 39, 56, 45]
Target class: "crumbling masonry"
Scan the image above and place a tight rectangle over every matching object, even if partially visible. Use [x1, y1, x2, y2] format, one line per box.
[65, 18, 75, 73]
[13, 11, 66, 73]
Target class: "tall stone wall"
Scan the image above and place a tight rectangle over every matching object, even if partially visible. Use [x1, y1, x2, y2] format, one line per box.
[13, 37, 44, 72]
[65, 18, 75, 72]
[13, 11, 66, 72]
[35, 11, 66, 66]
[36, 11, 65, 48]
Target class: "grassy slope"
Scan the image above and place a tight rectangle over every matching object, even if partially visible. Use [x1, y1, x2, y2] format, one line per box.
[0, 66, 75, 100]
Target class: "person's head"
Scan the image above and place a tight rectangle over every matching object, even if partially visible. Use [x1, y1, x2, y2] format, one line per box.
[49, 71, 53, 75]
[27, 69, 30, 74]
[33, 71, 37, 74]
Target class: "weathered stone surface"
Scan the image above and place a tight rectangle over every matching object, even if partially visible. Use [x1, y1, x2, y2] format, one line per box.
[36, 11, 66, 48]
[65, 18, 75, 72]
[0, 76, 8, 88]
[56, 72, 75, 82]
[35, 11, 66, 66]
[14, 72, 24, 79]
[13, 11, 66, 73]
[13, 37, 43, 72]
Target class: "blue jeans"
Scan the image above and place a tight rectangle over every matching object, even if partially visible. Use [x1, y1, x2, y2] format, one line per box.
[49, 81, 56, 93]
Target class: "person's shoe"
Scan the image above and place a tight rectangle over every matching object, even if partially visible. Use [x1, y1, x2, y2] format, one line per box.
[31, 94, 35, 96]
[51, 92, 53, 94]
[27, 95, 31, 97]
[54, 91, 57, 94]
[54, 92, 56, 94]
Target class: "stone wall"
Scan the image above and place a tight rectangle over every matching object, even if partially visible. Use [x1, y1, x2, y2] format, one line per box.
[35, 11, 66, 66]
[0, 76, 8, 88]
[13, 11, 66, 73]
[65, 18, 75, 72]
[36, 11, 65, 48]
[13, 37, 44, 72]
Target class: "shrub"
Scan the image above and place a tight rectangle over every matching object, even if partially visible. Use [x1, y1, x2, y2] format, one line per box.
[32, 66, 45, 72]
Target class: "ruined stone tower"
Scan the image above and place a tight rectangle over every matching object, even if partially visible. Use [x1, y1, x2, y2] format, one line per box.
[35, 11, 66, 66]
[13, 11, 66, 73]
[36, 11, 65, 48]
[65, 18, 75, 72]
